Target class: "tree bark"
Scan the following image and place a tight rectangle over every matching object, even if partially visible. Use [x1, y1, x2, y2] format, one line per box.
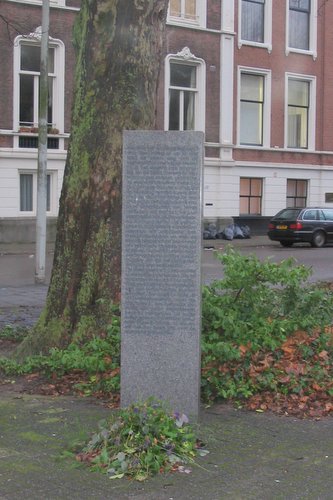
[18, 0, 169, 356]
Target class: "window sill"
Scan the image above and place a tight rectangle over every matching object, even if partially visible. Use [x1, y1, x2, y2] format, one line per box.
[285, 147, 314, 153]
[286, 47, 317, 60]
[237, 144, 269, 150]
[167, 18, 204, 29]
[5, 0, 80, 11]
[238, 40, 272, 53]
[236, 145, 316, 153]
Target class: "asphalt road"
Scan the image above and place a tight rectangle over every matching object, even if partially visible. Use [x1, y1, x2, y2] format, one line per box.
[0, 239, 332, 289]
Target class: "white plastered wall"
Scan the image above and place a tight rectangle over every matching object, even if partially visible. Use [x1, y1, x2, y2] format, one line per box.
[0, 152, 65, 217]
[203, 161, 333, 221]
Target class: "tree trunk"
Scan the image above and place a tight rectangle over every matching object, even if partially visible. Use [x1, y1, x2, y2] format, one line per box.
[18, 0, 169, 356]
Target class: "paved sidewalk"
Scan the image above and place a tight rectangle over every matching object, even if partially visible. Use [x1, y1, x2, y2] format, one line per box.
[0, 243, 54, 327]
[0, 388, 332, 500]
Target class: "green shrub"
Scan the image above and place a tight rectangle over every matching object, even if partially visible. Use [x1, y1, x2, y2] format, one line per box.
[201, 249, 333, 401]
[0, 325, 30, 342]
[0, 308, 121, 396]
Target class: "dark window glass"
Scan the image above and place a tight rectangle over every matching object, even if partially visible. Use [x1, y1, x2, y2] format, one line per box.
[47, 174, 51, 211]
[48, 77, 53, 125]
[19, 136, 59, 149]
[21, 45, 54, 72]
[240, 74, 264, 145]
[303, 209, 317, 220]
[20, 174, 33, 211]
[169, 63, 196, 131]
[170, 63, 196, 88]
[19, 74, 34, 125]
[169, 89, 180, 130]
[323, 209, 333, 221]
[288, 80, 309, 149]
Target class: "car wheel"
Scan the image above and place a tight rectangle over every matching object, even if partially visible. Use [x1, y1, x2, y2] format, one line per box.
[280, 241, 293, 247]
[311, 230, 326, 248]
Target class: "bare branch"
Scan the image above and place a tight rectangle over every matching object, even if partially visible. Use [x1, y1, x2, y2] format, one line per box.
[0, 13, 36, 42]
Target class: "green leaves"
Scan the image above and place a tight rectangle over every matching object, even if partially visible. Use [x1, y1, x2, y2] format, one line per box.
[76, 398, 205, 481]
[201, 249, 333, 408]
[0, 309, 121, 398]
[0, 325, 30, 342]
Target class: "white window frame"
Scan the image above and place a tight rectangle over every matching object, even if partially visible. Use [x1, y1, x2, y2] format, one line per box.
[285, 73, 316, 151]
[13, 30, 65, 148]
[167, 0, 207, 28]
[8, 0, 66, 6]
[238, 0, 272, 52]
[237, 66, 271, 148]
[18, 170, 57, 216]
[164, 47, 206, 132]
[286, 0, 317, 59]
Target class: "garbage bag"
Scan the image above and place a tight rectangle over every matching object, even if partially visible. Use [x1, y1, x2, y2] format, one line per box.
[207, 224, 217, 238]
[233, 224, 245, 239]
[223, 226, 234, 240]
[240, 225, 251, 238]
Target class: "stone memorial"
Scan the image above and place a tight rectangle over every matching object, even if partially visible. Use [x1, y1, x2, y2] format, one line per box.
[121, 131, 203, 418]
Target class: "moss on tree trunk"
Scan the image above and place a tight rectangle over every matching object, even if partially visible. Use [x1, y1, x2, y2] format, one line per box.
[17, 0, 169, 357]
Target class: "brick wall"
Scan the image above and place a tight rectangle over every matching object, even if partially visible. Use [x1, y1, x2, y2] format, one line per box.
[0, 1, 77, 134]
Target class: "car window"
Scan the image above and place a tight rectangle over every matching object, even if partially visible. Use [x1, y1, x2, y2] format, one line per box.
[303, 210, 317, 220]
[323, 209, 333, 221]
[318, 210, 326, 220]
[275, 209, 300, 220]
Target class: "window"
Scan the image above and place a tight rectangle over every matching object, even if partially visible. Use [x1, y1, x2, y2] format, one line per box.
[323, 209, 333, 221]
[287, 0, 317, 55]
[165, 49, 205, 132]
[20, 173, 52, 213]
[169, 0, 196, 21]
[325, 193, 333, 203]
[18, 136, 59, 149]
[241, 0, 265, 43]
[239, 0, 272, 50]
[287, 78, 312, 149]
[169, 63, 196, 130]
[286, 179, 307, 207]
[20, 174, 34, 212]
[240, 178, 262, 215]
[13, 33, 65, 148]
[168, 0, 206, 27]
[238, 68, 271, 147]
[240, 74, 264, 145]
[289, 0, 310, 50]
[303, 209, 317, 220]
[19, 44, 55, 128]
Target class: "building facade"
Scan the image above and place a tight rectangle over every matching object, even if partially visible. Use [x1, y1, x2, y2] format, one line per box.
[0, 0, 79, 241]
[1, 0, 333, 241]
